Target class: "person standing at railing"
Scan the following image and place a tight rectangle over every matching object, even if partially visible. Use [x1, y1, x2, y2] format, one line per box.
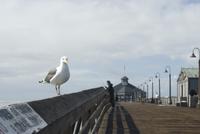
[106, 80, 115, 107]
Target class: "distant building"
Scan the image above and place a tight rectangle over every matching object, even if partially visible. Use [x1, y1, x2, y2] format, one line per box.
[177, 68, 198, 106]
[114, 76, 146, 101]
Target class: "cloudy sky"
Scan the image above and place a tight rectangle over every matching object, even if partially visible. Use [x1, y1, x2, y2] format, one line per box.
[0, 0, 200, 101]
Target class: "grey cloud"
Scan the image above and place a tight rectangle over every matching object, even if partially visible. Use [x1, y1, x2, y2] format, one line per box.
[0, 0, 200, 101]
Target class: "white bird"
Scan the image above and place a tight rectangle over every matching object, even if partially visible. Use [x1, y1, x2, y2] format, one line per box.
[39, 56, 70, 95]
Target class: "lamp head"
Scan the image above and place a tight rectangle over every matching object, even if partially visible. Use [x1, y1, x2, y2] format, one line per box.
[165, 69, 168, 73]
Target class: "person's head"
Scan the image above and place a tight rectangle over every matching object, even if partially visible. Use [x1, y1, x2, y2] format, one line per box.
[107, 80, 112, 86]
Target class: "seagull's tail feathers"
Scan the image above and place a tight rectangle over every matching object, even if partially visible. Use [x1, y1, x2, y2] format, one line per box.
[38, 79, 46, 84]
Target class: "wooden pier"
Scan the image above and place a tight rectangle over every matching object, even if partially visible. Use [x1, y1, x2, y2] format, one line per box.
[98, 102, 200, 134]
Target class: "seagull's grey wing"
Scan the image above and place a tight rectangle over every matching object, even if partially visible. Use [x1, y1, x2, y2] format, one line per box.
[44, 69, 57, 83]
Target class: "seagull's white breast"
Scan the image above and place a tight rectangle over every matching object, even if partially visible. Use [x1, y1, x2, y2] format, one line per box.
[50, 64, 70, 85]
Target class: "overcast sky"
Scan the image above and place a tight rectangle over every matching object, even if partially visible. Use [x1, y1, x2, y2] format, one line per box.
[0, 0, 200, 101]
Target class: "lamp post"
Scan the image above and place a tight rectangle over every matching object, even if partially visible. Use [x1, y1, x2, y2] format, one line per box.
[155, 72, 161, 104]
[142, 83, 145, 99]
[140, 84, 144, 100]
[144, 81, 149, 101]
[149, 77, 154, 103]
[190, 47, 200, 107]
[165, 65, 172, 105]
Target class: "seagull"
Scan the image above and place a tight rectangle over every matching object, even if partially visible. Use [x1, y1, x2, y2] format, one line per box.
[39, 56, 70, 95]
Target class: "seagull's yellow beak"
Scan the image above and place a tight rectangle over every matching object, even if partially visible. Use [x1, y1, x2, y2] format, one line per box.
[63, 58, 68, 64]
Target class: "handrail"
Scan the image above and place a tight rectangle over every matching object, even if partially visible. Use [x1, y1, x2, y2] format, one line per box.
[29, 87, 110, 134]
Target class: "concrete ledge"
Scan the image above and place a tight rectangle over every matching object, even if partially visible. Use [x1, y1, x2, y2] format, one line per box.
[28, 87, 109, 134]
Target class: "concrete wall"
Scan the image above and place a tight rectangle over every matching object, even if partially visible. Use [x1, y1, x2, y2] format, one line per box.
[28, 87, 109, 134]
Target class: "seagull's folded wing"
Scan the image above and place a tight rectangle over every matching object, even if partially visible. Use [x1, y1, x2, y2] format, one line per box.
[45, 69, 57, 83]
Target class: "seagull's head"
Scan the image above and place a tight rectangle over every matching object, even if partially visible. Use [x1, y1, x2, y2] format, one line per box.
[60, 56, 68, 64]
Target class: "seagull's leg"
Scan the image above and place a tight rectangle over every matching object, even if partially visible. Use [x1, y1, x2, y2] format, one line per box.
[58, 85, 61, 95]
[55, 85, 58, 95]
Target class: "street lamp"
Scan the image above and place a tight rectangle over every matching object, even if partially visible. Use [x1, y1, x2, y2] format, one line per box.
[142, 83, 145, 99]
[149, 77, 154, 103]
[144, 81, 149, 101]
[140, 84, 144, 100]
[190, 47, 200, 107]
[155, 72, 161, 104]
[165, 65, 172, 105]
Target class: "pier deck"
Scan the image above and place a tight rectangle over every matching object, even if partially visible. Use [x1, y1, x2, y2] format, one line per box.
[98, 102, 200, 134]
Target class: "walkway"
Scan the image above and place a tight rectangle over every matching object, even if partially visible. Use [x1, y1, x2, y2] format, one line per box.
[98, 102, 200, 134]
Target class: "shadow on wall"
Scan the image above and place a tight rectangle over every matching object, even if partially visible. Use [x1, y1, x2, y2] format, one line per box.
[105, 105, 140, 134]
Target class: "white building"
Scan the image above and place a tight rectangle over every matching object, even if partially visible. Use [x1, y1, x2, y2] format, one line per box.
[177, 68, 198, 106]
[114, 76, 146, 101]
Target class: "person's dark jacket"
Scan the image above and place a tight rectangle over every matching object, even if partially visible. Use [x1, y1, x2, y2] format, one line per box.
[107, 83, 115, 107]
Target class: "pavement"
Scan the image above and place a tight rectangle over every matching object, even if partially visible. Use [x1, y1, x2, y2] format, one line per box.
[98, 102, 200, 134]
